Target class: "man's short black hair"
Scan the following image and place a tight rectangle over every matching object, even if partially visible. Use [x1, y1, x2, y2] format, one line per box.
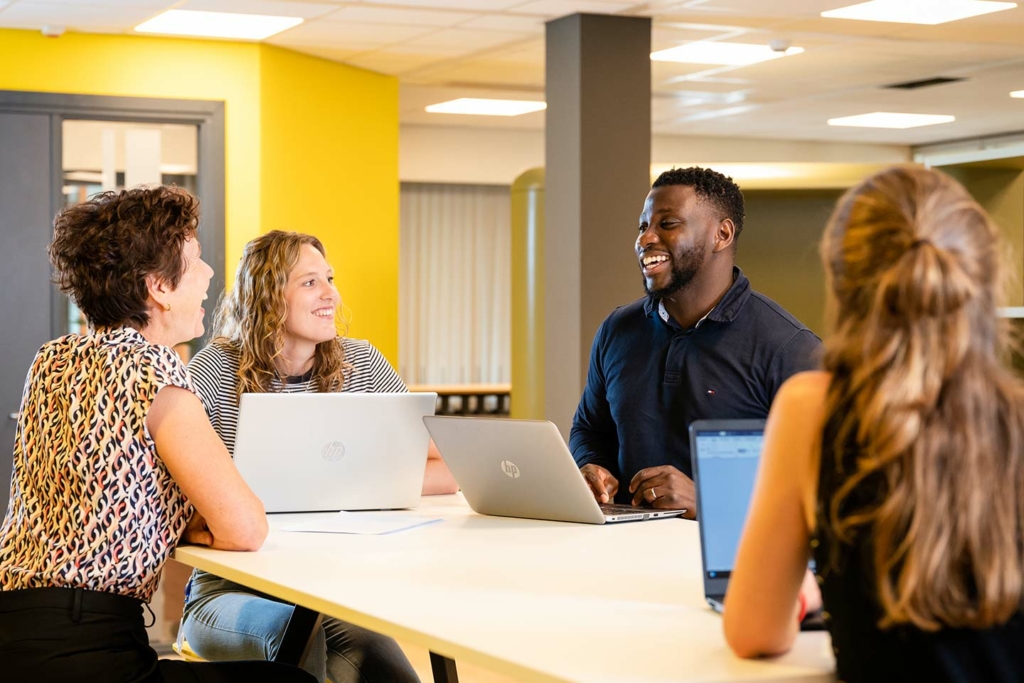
[652, 166, 745, 240]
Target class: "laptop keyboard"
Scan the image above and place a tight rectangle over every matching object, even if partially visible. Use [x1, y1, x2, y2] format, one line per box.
[599, 503, 644, 515]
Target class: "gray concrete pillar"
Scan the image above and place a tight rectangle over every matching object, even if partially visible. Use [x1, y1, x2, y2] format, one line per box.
[544, 13, 652, 436]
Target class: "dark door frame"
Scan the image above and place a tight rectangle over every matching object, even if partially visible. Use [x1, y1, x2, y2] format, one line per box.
[0, 90, 226, 342]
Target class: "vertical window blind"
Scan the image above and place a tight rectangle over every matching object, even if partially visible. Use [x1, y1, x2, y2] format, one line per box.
[399, 182, 511, 386]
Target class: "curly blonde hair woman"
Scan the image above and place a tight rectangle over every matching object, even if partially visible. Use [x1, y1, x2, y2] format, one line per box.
[724, 166, 1024, 682]
[213, 231, 351, 393]
[179, 230, 456, 683]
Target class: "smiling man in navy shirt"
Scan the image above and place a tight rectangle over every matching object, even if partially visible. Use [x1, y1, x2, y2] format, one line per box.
[569, 167, 821, 519]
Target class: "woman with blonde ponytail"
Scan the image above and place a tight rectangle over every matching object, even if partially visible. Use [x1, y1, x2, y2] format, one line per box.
[724, 166, 1024, 681]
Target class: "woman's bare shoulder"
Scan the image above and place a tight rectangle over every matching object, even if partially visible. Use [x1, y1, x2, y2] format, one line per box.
[777, 371, 831, 405]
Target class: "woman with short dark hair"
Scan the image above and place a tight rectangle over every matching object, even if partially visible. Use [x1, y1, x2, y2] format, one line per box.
[0, 187, 315, 683]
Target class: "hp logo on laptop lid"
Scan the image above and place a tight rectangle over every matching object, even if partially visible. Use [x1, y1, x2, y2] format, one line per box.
[322, 441, 346, 462]
[500, 460, 520, 478]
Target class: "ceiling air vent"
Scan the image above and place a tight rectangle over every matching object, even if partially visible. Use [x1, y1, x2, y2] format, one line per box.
[884, 77, 966, 90]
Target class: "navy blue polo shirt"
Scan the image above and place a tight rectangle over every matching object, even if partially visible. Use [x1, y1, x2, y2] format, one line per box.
[569, 267, 821, 503]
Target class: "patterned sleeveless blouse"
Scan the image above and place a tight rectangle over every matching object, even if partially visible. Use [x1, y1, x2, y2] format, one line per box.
[0, 328, 196, 602]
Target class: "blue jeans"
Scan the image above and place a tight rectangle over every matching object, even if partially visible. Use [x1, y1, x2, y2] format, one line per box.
[181, 570, 419, 683]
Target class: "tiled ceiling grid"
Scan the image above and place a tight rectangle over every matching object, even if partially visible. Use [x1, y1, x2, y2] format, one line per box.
[3, 0, 1024, 144]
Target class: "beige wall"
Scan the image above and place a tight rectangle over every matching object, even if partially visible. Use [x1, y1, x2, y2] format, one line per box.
[734, 170, 1024, 340]
[942, 165, 1024, 307]
[399, 124, 911, 185]
[736, 190, 843, 338]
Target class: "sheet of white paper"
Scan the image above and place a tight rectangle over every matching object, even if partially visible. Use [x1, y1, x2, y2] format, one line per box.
[282, 511, 442, 535]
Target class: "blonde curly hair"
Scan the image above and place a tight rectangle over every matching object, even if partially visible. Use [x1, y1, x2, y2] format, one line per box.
[213, 230, 351, 393]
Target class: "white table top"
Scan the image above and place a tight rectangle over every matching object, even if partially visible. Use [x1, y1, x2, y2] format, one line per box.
[174, 495, 835, 683]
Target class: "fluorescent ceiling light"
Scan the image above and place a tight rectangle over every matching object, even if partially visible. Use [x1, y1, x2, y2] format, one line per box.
[651, 42, 803, 66]
[821, 1, 1016, 25]
[827, 112, 956, 128]
[135, 10, 302, 40]
[425, 98, 546, 117]
[1011, 90, 1024, 98]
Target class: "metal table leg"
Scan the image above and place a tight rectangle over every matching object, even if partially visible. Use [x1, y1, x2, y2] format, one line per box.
[430, 651, 460, 683]
[275, 605, 323, 667]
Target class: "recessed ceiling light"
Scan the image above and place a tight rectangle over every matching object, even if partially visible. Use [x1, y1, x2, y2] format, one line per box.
[650, 42, 803, 66]
[827, 112, 956, 129]
[425, 98, 547, 117]
[135, 10, 302, 40]
[1011, 90, 1024, 98]
[822, 1, 1016, 25]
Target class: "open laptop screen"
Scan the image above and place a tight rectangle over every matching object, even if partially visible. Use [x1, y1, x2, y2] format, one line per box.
[693, 425, 764, 581]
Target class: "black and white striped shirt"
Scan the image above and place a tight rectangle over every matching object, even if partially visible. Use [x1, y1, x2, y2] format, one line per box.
[188, 338, 407, 454]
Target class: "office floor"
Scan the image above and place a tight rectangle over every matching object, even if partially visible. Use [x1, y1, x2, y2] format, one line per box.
[161, 640, 522, 682]
[397, 639, 523, 683]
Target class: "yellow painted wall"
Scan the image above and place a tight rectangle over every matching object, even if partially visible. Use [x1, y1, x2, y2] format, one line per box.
[259, 46, 399, 361]
[0, 30, 263, 273]
[0, 29, 400, 362]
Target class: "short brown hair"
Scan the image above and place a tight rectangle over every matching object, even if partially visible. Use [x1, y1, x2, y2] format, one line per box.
[49, 186, 200, 329]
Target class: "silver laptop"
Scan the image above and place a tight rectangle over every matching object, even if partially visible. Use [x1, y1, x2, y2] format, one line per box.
[233, 392, 437, 513]
[424, 416, 686, 524]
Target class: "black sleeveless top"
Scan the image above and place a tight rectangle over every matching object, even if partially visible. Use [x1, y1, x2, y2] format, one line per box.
[814, 401, 1024, 683]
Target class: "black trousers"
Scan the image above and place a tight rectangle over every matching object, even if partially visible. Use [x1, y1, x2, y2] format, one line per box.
[0, 587, 316, 683]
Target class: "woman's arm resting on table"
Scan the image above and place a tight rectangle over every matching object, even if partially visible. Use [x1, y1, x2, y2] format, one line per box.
[422, 439, 459, 495]
[148, 385, 268, 551]
[724, 371, 829, 658]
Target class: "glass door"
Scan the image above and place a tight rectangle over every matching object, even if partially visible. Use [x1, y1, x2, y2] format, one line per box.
[61, 120, 199, 347]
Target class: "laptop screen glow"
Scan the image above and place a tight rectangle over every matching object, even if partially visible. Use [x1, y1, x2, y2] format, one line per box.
[695, 429, 763, 579]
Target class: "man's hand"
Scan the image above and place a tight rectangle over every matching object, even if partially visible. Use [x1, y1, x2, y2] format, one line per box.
[580, 464, 619, 504]
[628, 465, 696, 518]
[182, 511, 214, 546]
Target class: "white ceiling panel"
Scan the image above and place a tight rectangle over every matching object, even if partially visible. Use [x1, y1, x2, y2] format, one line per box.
[286, 44, 362, 62]
[325, 5, 476, 27]
[458, 13, 545, 32]
[0, 3, 158, 31]
[510, 0, 641, 16]
[490, 38, 545, 64]
[6, 0, 1024, 145]
[407, 56, 546, 87]
[651, 24, 745, 50]
[361, 0, 523, 10]
[681, 0, 854, 18]
[180, 0, 338, 19]
[267, 19, 436, 47]
[20, 0, 172, 7]
[346, 49, 453, 74]
[403, 27, 533, 51]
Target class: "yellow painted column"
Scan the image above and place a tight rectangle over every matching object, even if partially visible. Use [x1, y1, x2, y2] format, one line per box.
[511, 168, 545, 419]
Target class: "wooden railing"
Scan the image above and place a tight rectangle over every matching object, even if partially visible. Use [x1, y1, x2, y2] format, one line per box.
[408, 384, 511, 417]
